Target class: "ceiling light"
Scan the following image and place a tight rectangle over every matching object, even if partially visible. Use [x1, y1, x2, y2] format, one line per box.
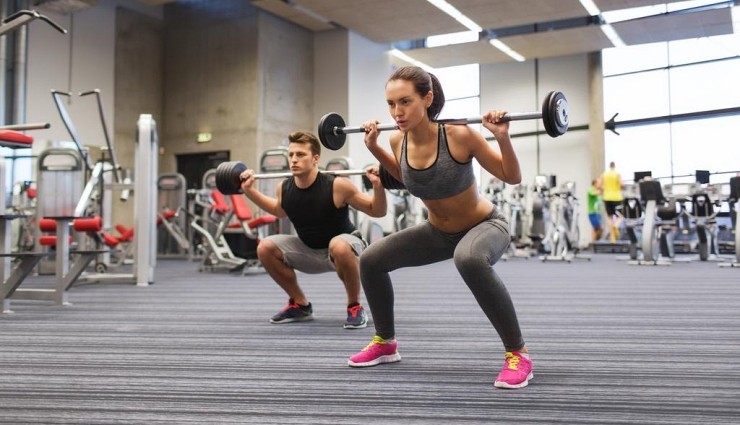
[602, 4, 666, 23]
[579, 0, 601, 16]
[426, 0, 482, 32]
[489, 39, 526, 62]
[284, 0, 331, 24]
[601, 24, 626, 47]
[389, 49, 435, 72]
[578, 0, 627, 47]
[426, 30, 479, 48]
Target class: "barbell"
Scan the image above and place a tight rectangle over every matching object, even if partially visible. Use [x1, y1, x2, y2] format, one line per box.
[317, 91, 569, 150]
[214, 161, 406, 195]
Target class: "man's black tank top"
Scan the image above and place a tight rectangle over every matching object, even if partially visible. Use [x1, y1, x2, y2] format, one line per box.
[281, 172, 356, 249]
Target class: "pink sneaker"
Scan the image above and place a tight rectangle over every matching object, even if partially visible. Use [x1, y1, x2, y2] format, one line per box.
[348, 335, 402, 367]
[494, 351, 533, 389]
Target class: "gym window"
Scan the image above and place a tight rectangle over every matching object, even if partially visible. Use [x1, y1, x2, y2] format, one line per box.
[432, 63, 482, 183]
[602, 33, 740, 184]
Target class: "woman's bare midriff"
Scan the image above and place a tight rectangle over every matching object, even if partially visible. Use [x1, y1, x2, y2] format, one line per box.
[423, 184, 494, 233]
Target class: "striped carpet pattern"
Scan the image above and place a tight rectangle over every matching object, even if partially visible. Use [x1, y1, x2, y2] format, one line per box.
[1, 254, 738, 424]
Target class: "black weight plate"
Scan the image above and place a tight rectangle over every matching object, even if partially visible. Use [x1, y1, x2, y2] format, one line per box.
[216, 161, 247, 195]
[318, 112, 347, 150]
[550, 91, 569, 136]
[541, 91, 556, 138]
[214, 162, 226, 193]
[214, 162, 232, 194]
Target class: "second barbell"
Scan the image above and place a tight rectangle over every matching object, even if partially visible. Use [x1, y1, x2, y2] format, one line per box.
[318, 90, 569, 150]
[214, 161, 406, 195]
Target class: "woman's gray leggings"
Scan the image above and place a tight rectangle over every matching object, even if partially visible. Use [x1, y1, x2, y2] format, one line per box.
[360, 209, 525, 352]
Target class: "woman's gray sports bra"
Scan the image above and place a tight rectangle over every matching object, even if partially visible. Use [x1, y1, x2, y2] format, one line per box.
[399, 124, 476, 200]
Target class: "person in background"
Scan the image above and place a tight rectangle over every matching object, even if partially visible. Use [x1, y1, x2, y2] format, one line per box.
[587, 179, 603, 243]
[598, 161, 623, 243]
[239, 131, 387, 329]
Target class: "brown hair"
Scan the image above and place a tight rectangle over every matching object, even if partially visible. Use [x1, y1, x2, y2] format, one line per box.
[288, 131, 321, 156]
[387, 66, 445, 120]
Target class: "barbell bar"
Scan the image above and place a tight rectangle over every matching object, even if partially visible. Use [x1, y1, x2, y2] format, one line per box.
[214, 161, 406, 195]
[318, 91, 569, 150]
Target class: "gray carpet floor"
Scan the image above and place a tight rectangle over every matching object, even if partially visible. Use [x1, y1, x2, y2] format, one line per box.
[1, 253, 739, 424]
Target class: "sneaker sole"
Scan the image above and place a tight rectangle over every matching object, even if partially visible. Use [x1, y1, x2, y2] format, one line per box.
[494, 372, 534, 389]
[269, 316, 314, 324]
[343, 321, 368, 329]
[348, 353, 401, 367]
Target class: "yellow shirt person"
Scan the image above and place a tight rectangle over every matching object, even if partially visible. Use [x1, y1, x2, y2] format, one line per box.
[598, 162, 623, 243]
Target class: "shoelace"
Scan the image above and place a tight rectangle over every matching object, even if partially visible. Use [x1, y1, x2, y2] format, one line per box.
[280, 300, 300, 313]
[504, 352, 520, 371]
[347, 305, 362, 318]
[363, 335, 387, 351]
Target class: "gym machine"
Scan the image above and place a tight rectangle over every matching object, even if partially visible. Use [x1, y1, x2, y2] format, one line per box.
[501, 185, 534, 261]
[719, 177, 740, 268]
[619, 184, 644, 261]
[189, 172, 251, 273]
[80, 116, 158, 285]
[57, 114, 158, 285]
[528, 175, 555, 255]
[541, 181, 590, 263]
[662, 183, 694, 255]
[0, 9, 66, 37]
[0, 9, 70, 312]
[629, 180, 689, 266]
[0, 129, 50, 313]
[259, 147, 292, 236]
[388, 186, 424, 234]
[156, 173, 190, 257]
[686, 183, 722, 261]
[51, 90, 130, 272]
[34, 147, 85, 275]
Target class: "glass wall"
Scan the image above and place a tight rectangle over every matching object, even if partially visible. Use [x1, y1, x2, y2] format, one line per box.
[431, 64, 482, 182]
[433, 63, 480, 120]
[602, 33, 740, 184]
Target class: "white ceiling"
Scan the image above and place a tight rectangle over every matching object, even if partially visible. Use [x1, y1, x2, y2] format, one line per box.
[246, 0, 737, 67]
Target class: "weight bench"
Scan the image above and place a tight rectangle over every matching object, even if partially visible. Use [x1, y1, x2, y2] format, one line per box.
[190, 190, 249, 272]
[0, 130, 51, 313]
[6, 216, 108, 311]
[0, 129, 34, 148]
[228, 194, 277, 240]
[156, 208, 190, 252]
[0, 223, 50, 313]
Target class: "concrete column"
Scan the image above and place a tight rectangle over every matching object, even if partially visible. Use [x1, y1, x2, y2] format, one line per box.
[588, 51, 605, 180]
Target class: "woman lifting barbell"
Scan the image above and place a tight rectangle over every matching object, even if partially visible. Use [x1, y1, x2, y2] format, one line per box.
[347, 65, 533, 389]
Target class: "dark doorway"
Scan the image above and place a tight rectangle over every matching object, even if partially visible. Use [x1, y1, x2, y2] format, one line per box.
[176, 151, 229, 189]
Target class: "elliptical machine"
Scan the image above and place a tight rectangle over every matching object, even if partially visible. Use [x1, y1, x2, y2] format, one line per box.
[541, 181, 590, 262]
[687, 184, 721, 261]
[528, 175, 554, 255]
[619, 183, 644, 261]
[631, 180, 685, 265]
[719, 177, 740, 268]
